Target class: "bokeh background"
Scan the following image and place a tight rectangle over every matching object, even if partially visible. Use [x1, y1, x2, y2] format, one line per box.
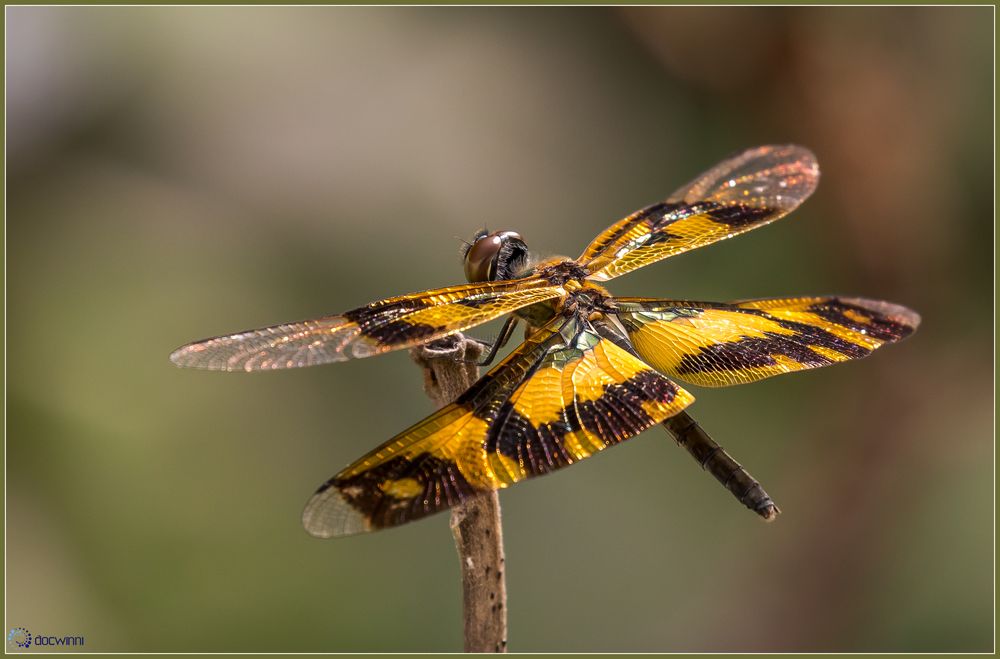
[6, 6, 993, 652]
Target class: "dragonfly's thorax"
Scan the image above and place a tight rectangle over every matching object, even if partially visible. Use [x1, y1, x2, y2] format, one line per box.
[563, 282, 615, 314]
[535, 259, 590, 287]
[515, 279, 615, 334]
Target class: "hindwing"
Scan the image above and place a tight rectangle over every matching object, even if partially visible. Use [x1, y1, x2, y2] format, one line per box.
[302, 315, 694, 536]
[614, 296, 920, 387]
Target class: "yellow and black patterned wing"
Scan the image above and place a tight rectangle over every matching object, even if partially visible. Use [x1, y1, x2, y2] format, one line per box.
[169, 278, 562, 371]
[580, 145, 820, 281]
[614, 296, 919, 387]
[302, 316, 694, 537]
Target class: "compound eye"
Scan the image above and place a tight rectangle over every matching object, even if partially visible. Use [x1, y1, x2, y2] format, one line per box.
[464, 230, 528, 282]
[464, 233, 502, 282]
[464, 233, 501, 283]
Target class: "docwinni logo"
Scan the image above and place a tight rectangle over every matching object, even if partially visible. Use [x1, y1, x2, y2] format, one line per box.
[8, 627, 85, 649]
[8, 628, 31, 649]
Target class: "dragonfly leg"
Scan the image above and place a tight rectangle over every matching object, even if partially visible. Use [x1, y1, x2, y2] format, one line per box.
[662, 410, 780, 521]
[473, 316, 519, 367]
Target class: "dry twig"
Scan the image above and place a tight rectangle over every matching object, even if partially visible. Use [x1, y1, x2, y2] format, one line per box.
[410, 334, 508, 653]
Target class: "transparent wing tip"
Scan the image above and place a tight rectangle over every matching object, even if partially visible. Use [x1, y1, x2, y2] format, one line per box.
[760, 144, 820, 209]
[780, 143, 819, 174]
[302, 483, 372, 538]
[839, 297, 921, 330]
[168, 317, 359, 371]
[168, 339, 269, 372]
[169, 342, 229, 370]
[673, 144, 821, 210]
[747, 143, 818, 167]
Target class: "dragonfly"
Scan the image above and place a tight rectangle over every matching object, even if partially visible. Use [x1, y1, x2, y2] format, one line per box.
[170, 145, 919, 538]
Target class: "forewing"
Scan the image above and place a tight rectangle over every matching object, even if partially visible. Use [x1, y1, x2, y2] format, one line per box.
[169, 278, 561, 371]
[302, 316, 694, 537]
[580, 145, 819, 281]
[615, 296, 919, 387]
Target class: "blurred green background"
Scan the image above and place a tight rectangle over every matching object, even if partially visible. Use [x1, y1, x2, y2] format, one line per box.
[6, 6, 993, 652]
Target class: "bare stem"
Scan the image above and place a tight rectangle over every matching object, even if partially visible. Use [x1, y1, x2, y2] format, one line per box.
[410, 334, 508, 653]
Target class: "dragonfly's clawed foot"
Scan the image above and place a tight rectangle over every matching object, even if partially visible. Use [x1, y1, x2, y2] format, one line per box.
[431, 338, 492, 365]
[412, 333, 485, 364]
[409, 333, 485, 406]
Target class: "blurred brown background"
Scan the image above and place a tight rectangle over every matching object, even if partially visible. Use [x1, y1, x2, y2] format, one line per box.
[6, 6, 992, 652]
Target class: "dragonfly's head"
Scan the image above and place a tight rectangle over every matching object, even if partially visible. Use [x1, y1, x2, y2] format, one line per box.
[463, 229, 529, 282]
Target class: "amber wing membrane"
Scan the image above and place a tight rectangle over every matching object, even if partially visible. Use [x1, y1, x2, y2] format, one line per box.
[169, 278, 562, 371]
[580, 145, 820, 281]
[302, 316, 694, 537]
[614, 296, 920, 387]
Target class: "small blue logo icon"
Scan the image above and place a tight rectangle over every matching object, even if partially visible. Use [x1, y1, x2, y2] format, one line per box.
[8, 627, 31, 649]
